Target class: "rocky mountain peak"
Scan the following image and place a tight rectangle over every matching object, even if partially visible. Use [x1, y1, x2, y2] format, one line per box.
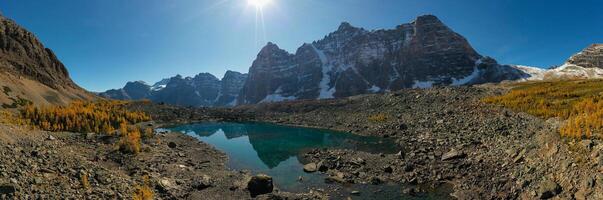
[566, 44, 603, 68]
[238, 14, 528, 105]
[0, 15, 78, 90]
[256, 42, 292, 62]
[193, 73, 219, 81]
[337, 22, 357, 31]
[413, 14, 442, 25]
[124, 81, 148, 88]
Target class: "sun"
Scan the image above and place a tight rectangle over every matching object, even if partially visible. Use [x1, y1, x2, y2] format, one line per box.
[248, 0, 271, 8]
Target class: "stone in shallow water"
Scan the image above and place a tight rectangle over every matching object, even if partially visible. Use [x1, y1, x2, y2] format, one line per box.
[303, 163, 317, 173]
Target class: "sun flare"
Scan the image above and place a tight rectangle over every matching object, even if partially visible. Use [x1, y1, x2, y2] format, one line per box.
[248, 0, 271, 8]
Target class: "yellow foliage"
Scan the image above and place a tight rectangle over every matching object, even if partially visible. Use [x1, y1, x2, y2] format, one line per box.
[143, 127, 154, 139]
[133, 185, 153, 200]
[483, 79, 603, 138]
[0, 110, 25, 125]
[368, 113, 388, 123]
[81, 172, 91, 190]
[17, 100, 152, 154]
[20, 100, 151, 134]
[119, 127, 142, 154]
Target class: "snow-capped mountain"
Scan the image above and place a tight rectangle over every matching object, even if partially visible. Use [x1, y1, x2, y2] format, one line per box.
[237, 15, 530, 104]
[510, 44, 603, 80]
[99, 71, 247, 107]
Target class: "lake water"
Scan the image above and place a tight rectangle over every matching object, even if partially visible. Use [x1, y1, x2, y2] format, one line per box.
[166, 122, 452, 199]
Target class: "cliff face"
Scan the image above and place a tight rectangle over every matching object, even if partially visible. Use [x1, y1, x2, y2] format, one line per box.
[566, 44, 603, 69]
[0, 15, 94, 107]
[0, 15, 77, 89]
[238, 15, 527, 104]
[215, 71, 248, 106]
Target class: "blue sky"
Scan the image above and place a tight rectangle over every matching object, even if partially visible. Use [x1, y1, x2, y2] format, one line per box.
[1, 0, 602, 92]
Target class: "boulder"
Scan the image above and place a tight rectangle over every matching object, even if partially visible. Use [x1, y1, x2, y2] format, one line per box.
[247, 174, 273, 197]
[441, 149, 466, 161]
[317, 161, 329, 172]
[538, 180, 561, 199]
[168, 142, 177, 148]
[192, 175, 213, 190]
[303, 163, 317, 173]
[0, 184, 16, 194]
[383, 166, 393, 173]
[157, 178, 173, 193]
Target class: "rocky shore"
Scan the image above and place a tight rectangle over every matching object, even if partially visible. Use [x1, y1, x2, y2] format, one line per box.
[229, 85, 603, 199]
[0, 123, 323, 199]
[3, 85, 603, 199]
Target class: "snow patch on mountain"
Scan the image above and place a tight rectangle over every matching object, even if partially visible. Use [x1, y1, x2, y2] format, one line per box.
[311, 44, 336, 99]
[548, 64, 603, 79]
[452, 66, 480, 86]
[413, 81, 434, 89]
[368, 85, 381, 93]
[260, 94, 297, 103]
[511, 65, 546, 80]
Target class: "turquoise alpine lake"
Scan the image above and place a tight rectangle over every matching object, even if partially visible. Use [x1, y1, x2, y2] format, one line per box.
[165, 122, 452, 199]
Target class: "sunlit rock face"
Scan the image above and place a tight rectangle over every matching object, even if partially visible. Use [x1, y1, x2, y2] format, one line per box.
[0, 15, 77, 89]
[238, 15, 528, 104]
[567, 44, 603, 69]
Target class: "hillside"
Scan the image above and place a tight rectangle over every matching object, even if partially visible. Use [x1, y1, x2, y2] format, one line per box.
[0, 15, 95, 107]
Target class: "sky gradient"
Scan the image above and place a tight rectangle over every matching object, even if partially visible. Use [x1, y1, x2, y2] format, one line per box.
[1, 0, 602, 92]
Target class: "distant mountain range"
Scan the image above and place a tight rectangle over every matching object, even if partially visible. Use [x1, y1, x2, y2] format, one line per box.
[101, 15, 603, 107]
[100, 71, 247, 107]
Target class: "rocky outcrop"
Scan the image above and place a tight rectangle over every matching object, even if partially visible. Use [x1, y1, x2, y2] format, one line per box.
[0, 15, 77, 89]
[238, 15, 528, 104]
[567, 44, 603, 69]
[101, 71, 247, 107]
[0, 15, 94, 106]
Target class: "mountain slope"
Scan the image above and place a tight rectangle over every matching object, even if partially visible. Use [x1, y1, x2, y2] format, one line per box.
[238, 15, 529, 104]
[0, 15, 95, 107]
[512, 44, 603, 80]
